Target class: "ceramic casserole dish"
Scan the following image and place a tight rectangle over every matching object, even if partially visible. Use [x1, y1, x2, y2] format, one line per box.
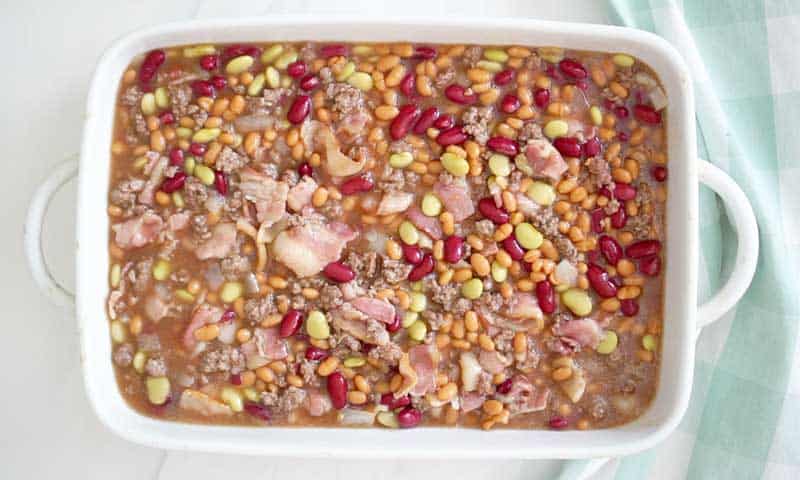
[25, 16, 759, 458]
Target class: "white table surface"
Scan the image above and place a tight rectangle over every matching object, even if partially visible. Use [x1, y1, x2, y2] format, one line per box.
[1, 1, 613, 478]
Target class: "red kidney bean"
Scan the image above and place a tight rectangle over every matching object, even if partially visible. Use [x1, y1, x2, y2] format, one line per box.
[414, 45, 437, 59]
[436, 126, 468, 146]
[639, 254, 661, 276]
[614, 105, 629, 118]
[496, 378, 513, 394]
[168, 147, 184, 166]
[535, 280, 556, 314]
[381, 393, 411, 410]
[220, 309, 236, 323]
[139, 49, 165, 83]
[160, 172, 186, 193]
[443, 236, 465, 263]
[214, 170, 228, 195]
[487, 136, 519, 156]
[299, 74, 320, 91]
[651, 166, 667, 182]
[339, 175, 374, 195]
[297, 162, 313, 177]
[582, 137, 601, 157]
[323, 261, 356, 283]
[222, 44, 260, 61]
[500, 94, 521, 114]
[598, 235, 623, 265]
[614, 182, 637, 201]
[287, 95, 312, 124]
[386, 314, 401, 333]
[618, 131, 629, 142]
[230, 373, 242, 385]
[305, 346, 329, 361]
[279, 309, 304, 338]
[634, 104, 662, 124]
[444, 84, 477, 105]
[244, 401, 271, 421]
[407, 254, 435, 281]
[390, 104, 421, 140]
[586, 249, 601, 265]
[494, 69, 514, 86]
[189, 142, 207, 156]
[413, 106, 439, 134]
[287, 61, 307, 78]
[190, 80, 214, 97]
[587, 264, 618, 298]
[502, 236, 525, 261]
[553, 137, 582, 157]
[534, 88, 550, 108]
[326, 372, 348, 410]
[620, 299, 639, 316]
[559, 58, 587, 79]
[478, 197, 509, 224]
[549, 416, 569, 429]
[321, 44, 347, 58]
[399, 73, 416, 97]
[610, 276, 623, 289]
[626, 240, 662, 259]
[209, 75, 227, 90]
[591, 208, 605, 234]
[610, 207, 627, 229]
[433, 114, 454, 130]
[158, 111, 175, 125]
[199, 54, 218, 71]
[402, 243, 423, 265]
[397, 406, 422, 428]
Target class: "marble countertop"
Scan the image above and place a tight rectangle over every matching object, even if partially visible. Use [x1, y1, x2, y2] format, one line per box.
[1, 1, 613, 478]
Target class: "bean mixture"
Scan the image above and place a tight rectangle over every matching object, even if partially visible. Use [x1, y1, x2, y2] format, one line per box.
[107, 42, 668, 430]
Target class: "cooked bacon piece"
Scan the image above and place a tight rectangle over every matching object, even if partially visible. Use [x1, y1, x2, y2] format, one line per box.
[273, 221, 357, 277]
[112, 211, 163, 249]
[239, 168, 289, 226]
[287, 176, 318, 212]
[409, 345, 436, 396]
[195, 223, 237, 260]
[552, 317, 604, 350]
[351, 297, 395, 325]
[433, 179, 474, 221]
[183, 304, 223, 349]
[524, 138, 568, 181]
[405, 205, 442, 240]
[375, 191, 414, 216]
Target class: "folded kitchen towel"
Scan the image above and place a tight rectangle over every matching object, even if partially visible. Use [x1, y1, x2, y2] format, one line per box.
[561, 1, 800, 479]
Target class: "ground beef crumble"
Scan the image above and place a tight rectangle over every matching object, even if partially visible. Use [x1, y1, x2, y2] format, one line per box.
[220, 254, 250, 281]
[461, 106, 494, 145]
[244, 295, 277, 324]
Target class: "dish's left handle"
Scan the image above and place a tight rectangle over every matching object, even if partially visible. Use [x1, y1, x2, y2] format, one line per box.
[25, 157, 78, 309]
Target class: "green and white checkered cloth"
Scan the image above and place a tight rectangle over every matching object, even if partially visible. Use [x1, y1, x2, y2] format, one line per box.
[564, 1, 800, 479]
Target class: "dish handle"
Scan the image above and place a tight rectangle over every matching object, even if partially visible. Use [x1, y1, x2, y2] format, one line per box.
[696, 159, 759, 331]
[25, 156, 79, 309]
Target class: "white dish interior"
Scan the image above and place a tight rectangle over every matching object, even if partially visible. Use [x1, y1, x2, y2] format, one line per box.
[76, 16, 697, 458]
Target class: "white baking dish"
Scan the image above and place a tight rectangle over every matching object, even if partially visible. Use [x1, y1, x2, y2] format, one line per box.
[25, 16, 760, 458]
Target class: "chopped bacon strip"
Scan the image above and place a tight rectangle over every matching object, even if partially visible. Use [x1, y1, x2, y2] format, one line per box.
[405, 205, 442, 240]
[525, 138, 568, 181]
[351, 297, 396, 325]
[239, 168, 289, 226]
[433, 179, 475, 221]
[195, 223, 237, 260]
[287, 176, 318, 212]
[409, 345, 436, 396]
[273, 220, 357, 277]
[112, 212, 163, 249]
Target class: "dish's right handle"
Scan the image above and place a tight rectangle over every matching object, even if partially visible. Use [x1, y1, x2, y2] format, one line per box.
[25, 157, 79, 309]
[696, 159, 759, 331]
